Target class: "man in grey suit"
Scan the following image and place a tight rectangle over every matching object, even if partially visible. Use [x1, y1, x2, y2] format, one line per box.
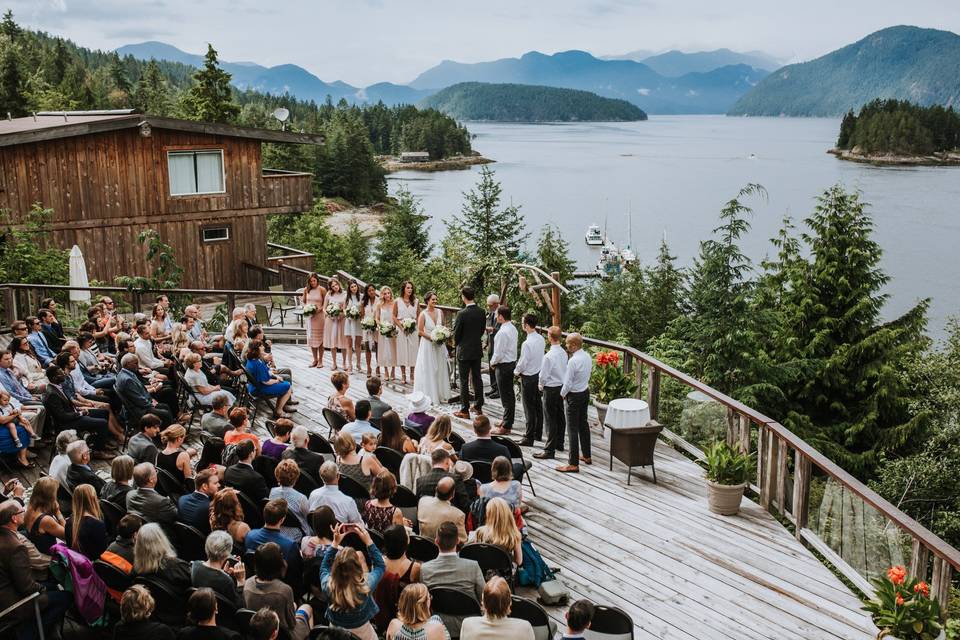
[126, 462, 178, 536]
[365, 376, 392, 421]
[125, 414, 162, 465]
[421, 521, 485, 638]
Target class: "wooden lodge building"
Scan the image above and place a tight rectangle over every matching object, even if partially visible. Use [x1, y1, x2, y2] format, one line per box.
[0, 110, 322, 289]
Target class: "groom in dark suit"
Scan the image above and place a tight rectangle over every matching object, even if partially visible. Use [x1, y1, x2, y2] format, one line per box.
[453, 286, 486, 419]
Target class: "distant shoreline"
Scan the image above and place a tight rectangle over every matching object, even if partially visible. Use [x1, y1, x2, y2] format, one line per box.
[828, 148, 960, 166]
[380, 153, 494, 173]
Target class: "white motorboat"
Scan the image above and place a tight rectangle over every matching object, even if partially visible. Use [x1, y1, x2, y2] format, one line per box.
[585, 224, 604, 246]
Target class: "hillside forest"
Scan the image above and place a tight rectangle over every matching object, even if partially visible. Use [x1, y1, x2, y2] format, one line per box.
[836, 99, 960, 155]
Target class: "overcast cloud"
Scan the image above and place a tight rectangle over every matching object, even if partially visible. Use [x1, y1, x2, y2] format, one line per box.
[7, 0, 960, 86]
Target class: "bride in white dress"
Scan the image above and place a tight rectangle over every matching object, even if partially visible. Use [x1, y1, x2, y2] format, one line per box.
[414, 292, 452, 406]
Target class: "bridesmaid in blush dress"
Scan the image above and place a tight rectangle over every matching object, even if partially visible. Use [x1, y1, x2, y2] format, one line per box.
[362, 284, 379, 377]
[323, 278, 348, 370]
[344, 281, 364, 373]
[395, 280, 419, 385]
[302, 273, 326, 367]
[375, 286, 397, 381]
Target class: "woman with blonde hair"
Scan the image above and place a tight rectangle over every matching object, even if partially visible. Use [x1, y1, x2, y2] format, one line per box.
[183, 352, 236, 407]
[418, 415, 455, 456]
[157, 424, 195, 486]
[150, 304, 171, 343]
[324, 277, 348, 371]
[113, 584, 176, 639]
[133, 522, 191, 589]
[375, 286, 397, 381]
[472, 497, 523, 566]
[24, 475, 66, 554]
[321, 523, 386, 640]
[386, 583, 449, 640]
[336, 431, 384, 492]
[303, 272, 327, 367]
[394, 280, 419, 385]
[65, 483, 109, 560]
[170, 322, 191, 356]
[209, 488, 251, 547]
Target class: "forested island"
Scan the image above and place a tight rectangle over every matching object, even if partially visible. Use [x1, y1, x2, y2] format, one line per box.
[830, 99, 960, 165]
[419, 82, 648, 122]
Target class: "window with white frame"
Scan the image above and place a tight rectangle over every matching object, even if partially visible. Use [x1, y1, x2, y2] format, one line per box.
[167, 150, 225, 196]
[201, 226, 230, 242]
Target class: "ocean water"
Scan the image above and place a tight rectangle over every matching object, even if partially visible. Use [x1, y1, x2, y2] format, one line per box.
[388, 116, 960, 340]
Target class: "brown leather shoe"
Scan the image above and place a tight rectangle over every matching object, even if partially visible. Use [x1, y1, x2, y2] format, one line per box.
[579, 456, 593, 465]
[556, 464, 579, 473]
[470, 406, 483, 415]
[453, 410, 470, 419]
[491, 426, 512, 436]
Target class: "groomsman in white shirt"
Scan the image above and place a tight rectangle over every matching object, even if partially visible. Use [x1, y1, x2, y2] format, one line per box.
[534, 326, 567, 460]
[489, 306, 518, 435]
[515, 313, 545, 447]
[557, 333, 593, 473]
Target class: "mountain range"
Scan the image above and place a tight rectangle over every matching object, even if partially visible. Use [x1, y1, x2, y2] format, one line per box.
[603, 48, 784, 76]
[116, 42, 770, 114]
[729, 26, 960, 116]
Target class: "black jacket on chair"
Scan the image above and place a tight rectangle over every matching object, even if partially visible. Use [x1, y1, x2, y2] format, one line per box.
[224, 462, 268, 503]
[454, 304, 486, 362]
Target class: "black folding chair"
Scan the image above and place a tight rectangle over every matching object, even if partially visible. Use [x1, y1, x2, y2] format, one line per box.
[492, 434, 537, 496]
[470, 460, 493, 484]
[460, 542, 514, 584]
[510, 596, 554, 640]
[390, 484, 419, 528]
[429, 587, 481, 617]
[585, 605, 635, 640]
[403, 425, 423, 442]
[173, 521, 207, 561]
[254, 454, 279, 488]
[99, 499, 125, 536]
[308, 432, 335, 455]
[293, 469, 320, 496]
[242, 550, 257, 577]
[155, 467, 184, 498]
[236, 490, 265, 529]
[322, 408, 348, 438]
[234, 609, 257, 631]
[0, 592, 46, 640]
[374, 446, 403, 477]
[338, 474, 369, 502]
[447, 431, 466, 452]
[197, 436, 225, 471]
[93, 559, 133, 594]
[134, 575, 186, 626]
[407, 534, 439, 562]
[369, 528, 385, 549]
[57, 482, 74, 517]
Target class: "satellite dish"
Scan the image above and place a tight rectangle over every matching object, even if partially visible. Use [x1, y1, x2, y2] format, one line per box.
[272, 108, 290, 123]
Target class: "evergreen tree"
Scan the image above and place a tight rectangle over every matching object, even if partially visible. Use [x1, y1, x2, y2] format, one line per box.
[339, 219, 372, 280]
[534, 224, 578, 326]
[0, 42, 25, 117]
[316, 108, 386, 204]
[644, 239, 685, 343]
[47, 38, 70, 86]
[0, 10, 20, 40]
[370, 186, 431, 285]
[836, 110, 856, 148]
[134, 60, 172, 116]
[108, 53, 132, 94]
[179, 44, 240, 123]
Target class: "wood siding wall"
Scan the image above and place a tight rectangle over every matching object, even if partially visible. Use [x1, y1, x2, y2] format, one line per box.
[0, 127, 313, 289]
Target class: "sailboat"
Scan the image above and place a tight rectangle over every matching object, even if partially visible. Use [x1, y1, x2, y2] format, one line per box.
[619, 203, 636, 265]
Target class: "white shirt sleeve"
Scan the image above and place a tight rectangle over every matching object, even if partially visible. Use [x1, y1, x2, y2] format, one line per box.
[490, 324, 510, 366]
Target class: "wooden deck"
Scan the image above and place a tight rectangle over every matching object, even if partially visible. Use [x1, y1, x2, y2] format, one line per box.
[263, 344, 874, 640]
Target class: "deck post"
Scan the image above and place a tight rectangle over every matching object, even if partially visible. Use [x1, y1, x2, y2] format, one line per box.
[761, 428, 777, 510]
[909, 538, 929, 581]
[3, 286, 17, 326]
[776, 438, 789, 515]
[551, 271, 562, 327]
[739, 414, 751, 456]
[647, 368, 660, 421]
[726, 408, 737, 448]
[931, 556, 953, 609]
[132, 291, 142, 314]
[227, 293, 236, 315]
[792, 450, 811, 538]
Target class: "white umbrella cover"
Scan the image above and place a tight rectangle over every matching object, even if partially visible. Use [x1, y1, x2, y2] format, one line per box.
[69, 245, 91, 304]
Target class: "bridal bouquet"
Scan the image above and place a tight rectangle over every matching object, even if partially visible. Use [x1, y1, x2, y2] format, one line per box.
[401, 317, 417, 335]
[302, 304, 318, 317]
[325, 303, 343, 317]
[361, 317, 377, 331]
[430, 325, 452, 345]
[379, 323, 398, 338]
[344, 304, 361, 319]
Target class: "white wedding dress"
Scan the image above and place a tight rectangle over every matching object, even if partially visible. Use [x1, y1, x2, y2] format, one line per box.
[414, 309, 452, 405]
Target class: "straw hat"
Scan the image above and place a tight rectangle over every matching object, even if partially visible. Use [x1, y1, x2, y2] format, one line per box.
[407, 391, 432, 413]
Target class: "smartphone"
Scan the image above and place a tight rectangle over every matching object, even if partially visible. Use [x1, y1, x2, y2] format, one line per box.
[225, 555, 240, 567]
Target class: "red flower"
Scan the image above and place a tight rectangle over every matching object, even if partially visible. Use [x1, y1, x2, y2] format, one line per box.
[887, 566, 906, 586]
[914, 581, 930, 597]
[595, 351, 621, 368]
[896, 594, 904, 606]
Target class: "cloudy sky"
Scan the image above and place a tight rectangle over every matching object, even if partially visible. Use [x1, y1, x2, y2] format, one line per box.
[7, 0, 960, 86]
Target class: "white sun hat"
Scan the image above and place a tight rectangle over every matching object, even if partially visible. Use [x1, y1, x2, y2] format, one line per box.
[408, 391, 432, 413]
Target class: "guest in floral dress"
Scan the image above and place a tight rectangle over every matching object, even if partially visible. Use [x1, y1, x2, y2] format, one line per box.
[362, 470, 405, 531]
[395, 281, 419, 385]
[302, 273, 327, 368]
[324, 278, 348, 371]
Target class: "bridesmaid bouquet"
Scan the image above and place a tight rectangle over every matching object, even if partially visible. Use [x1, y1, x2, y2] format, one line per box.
[325, 303, 343, 317]
[401, 318, 417, 335]
[361, 317, 377, 331]
[302, 304, 318, 317]
[345, 304, 361, 319]
[378, 323, 398, 338]
[430, 325, 452, 345]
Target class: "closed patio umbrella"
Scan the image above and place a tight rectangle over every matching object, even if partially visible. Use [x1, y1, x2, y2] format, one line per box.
[69, 245, 91, 304]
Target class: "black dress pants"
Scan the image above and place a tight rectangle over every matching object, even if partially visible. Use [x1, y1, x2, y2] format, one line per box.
[458, 358, 483, 412]
[520, 374, 543, 440]
[495, 361, 516, 429]
[542, 385, 565, 454]
[565, 389, 591, 466]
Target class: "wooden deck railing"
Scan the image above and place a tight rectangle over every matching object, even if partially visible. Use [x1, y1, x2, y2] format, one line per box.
[2, 279, 957, 608]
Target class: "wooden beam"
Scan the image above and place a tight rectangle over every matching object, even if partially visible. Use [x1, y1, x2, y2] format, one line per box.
[647, 368, 660, 421]
[793, 451, 811, 537]
[776, 438, 789, 515]
[909, 538, 929, 581]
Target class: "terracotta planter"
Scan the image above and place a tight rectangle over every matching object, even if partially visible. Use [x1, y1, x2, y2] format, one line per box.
[706, 480, 746, 515]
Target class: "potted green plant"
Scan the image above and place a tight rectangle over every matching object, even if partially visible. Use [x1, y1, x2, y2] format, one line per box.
[589, 350, 638, 426]
[700, 441, 753, 515]
[863, 566, 943, 639]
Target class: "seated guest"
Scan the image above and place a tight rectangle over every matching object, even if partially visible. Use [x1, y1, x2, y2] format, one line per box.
[416, 448, 470, 512]
[134, 322, 171, 371]
[366, 376, 392, 420]
[9, 337, 47, 393]
[224, 407, 261, 454]
[374, 525, 423, 632]
[191, 530, 245, 608]
[63, 339, 115, 391]
[379, 410, 418, 454]
[115, 353, 175, 426]
[132, 522, 190, 590]
[0, 389, 34, 469]
[101, 454, 136, 509]
[24, 476, 66, 555]
[245, 343, 295, 419]
[113, 584, 176, 640]
[321, 523, 385, 638]
[281, 426, 325, 479]
[561, 600, 596, 640]
[170, 322, 191, 357]
[127, 413, 162, 465]
[471, 498, 522, 567]
[460, 416, 524, 481]
[418, 477, 467, 544]
[102, 514, 143, 571]
[460, 576, 534, 640]
[243, 542, 314, 640]
[54, 350, 124, 442]
[336, 430, 384, 492]
[300, 506, 337, 559]
[184, 352, 236, 407]
[157, 424, 195, 487]
[38, 306, 66, 352]
[262, 418, 293, 458]
[26, 315, 57, 366]
[200, 392, 232, 438]
[178, 468, 220, 532]
[418, 415, 456, 456]
[210, 488, 250, 548]
[65, 440, 106, 493]
[342, 399, 380, 444]
[362, 470, 405, 531]
[404, 391, 434, 436]
[248, 608, 281, 640]
[48, 429, 78, 484]
[308, 461, 362, 523]
[421, 521, 485, 638]
[386, 583, 449, 640]
[244, 499, 301, 577]
[224, 439, 268, 502]
[76, 332, 112, 377]
[269, 459, 311, 540]
[180, 587, 241, 640]
[478, 457, 523, 510]
[45, 365, 111, 455]
[126, 462, 178, 532]
[65, 483, 109, 560]
[327, 371, 356, 420]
